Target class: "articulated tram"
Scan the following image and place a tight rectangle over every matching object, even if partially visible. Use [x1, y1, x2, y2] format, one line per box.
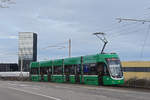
[30, 53, 124, 86]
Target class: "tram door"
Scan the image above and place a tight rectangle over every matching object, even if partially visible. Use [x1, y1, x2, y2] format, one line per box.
[75, 65, 81, 83]
[40, 68, 44, 81]
[65, 66, 70, 82]
[97, 63, 104, 85]
[48, 67, 52, 81]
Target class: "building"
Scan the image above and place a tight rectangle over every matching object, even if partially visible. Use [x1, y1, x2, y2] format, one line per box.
[122, 61, 150, 81]
[0, 63, 18, 72]
[18, 32, 37, 72]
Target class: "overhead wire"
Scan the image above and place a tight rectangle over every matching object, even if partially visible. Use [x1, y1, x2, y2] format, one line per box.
[90, 9, 150, 54]
[105, 10, 150, 40]
[40, 41, 68, 50]
[107, 22, 145, 39]
[140, 24, 150, 60]
[107, 22, 140, 37]
[95, 7, 150, 57]
[107, 8, 150, 31]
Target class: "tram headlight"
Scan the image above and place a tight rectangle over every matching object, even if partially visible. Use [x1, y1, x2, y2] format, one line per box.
[107, 78, 109, 80]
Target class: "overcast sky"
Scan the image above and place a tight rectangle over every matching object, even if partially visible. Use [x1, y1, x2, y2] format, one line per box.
[0, 0, 150, 63]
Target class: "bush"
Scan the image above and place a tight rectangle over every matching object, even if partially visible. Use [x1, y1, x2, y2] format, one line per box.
[124, 78, 150, 88]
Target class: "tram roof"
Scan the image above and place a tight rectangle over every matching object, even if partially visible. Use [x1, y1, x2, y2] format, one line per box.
[83, 53, 119, 64]
[30, 53, 119, 68]
[30, 62, 39, 68]
[53, 59, 63, 66]
[39, 60, 52, 67]
[64, 57, 81, 65]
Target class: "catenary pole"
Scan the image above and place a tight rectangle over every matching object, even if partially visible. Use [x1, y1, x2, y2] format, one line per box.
[69, 39, 71, 57]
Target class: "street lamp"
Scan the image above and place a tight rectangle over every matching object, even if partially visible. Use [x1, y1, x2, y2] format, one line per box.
[93, 32, 108, 54]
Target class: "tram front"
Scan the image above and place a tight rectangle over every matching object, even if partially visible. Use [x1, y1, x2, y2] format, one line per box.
[103, 57, 124, 85]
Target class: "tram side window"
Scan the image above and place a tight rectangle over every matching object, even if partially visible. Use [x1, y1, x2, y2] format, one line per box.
[70, 65, 75, 74]
[40, 68, 49, 74]
[54, 66, 63, 75]
[83, 63, 97, 75]
[64, 65, 71, 74]
[76, 64, 81, 74]
[64, 65, 76, 75]
[48, 67, 52, 74]
[31, 68, 38, 75]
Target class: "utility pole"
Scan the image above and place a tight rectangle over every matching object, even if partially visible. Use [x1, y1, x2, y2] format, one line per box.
[69, 39, 71, 57]
[20, 58, 23, 77]
[19, 50, 24, 79]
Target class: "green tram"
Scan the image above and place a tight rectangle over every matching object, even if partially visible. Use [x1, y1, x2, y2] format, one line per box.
[30, 53, 124, 86]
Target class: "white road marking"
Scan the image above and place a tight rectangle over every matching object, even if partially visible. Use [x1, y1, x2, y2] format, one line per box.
[19, 84, 30, 87]
[68, 90, 74, 93]
[8, 83, 30, 87]
[7, 83, 40, 90]
[54, 86, 69, 89]
[6, 87, 62, 100]
[7, 83, 18, 86]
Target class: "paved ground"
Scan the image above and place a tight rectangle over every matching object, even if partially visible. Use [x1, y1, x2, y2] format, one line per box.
[0, 81, 149, 100]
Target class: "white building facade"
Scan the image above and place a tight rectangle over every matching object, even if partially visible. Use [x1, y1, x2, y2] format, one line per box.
[18, 32, 37, 71]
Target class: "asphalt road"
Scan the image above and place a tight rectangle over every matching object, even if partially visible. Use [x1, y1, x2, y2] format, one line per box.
[0, 80, 149, 100]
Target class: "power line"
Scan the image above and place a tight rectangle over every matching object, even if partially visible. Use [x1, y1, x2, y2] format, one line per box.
[116, 16, 150, 60]
[108, 23, 145, 39]
[103, 9, 150, 33]
[116, 18, 150, 24]
[140, 24, 150, 60]
[41, 39, 72, 58]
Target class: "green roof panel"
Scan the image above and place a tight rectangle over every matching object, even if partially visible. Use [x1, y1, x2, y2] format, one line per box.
[39, 60, 52, 67]
[30, 62, 39, 68]
[64, 57, 81, 65]
[83, 53, 119, 64]
[53, 59, 63, 66]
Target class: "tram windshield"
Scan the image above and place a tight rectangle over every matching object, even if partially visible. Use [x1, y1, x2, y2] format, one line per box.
[106, 58, 123, 78]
